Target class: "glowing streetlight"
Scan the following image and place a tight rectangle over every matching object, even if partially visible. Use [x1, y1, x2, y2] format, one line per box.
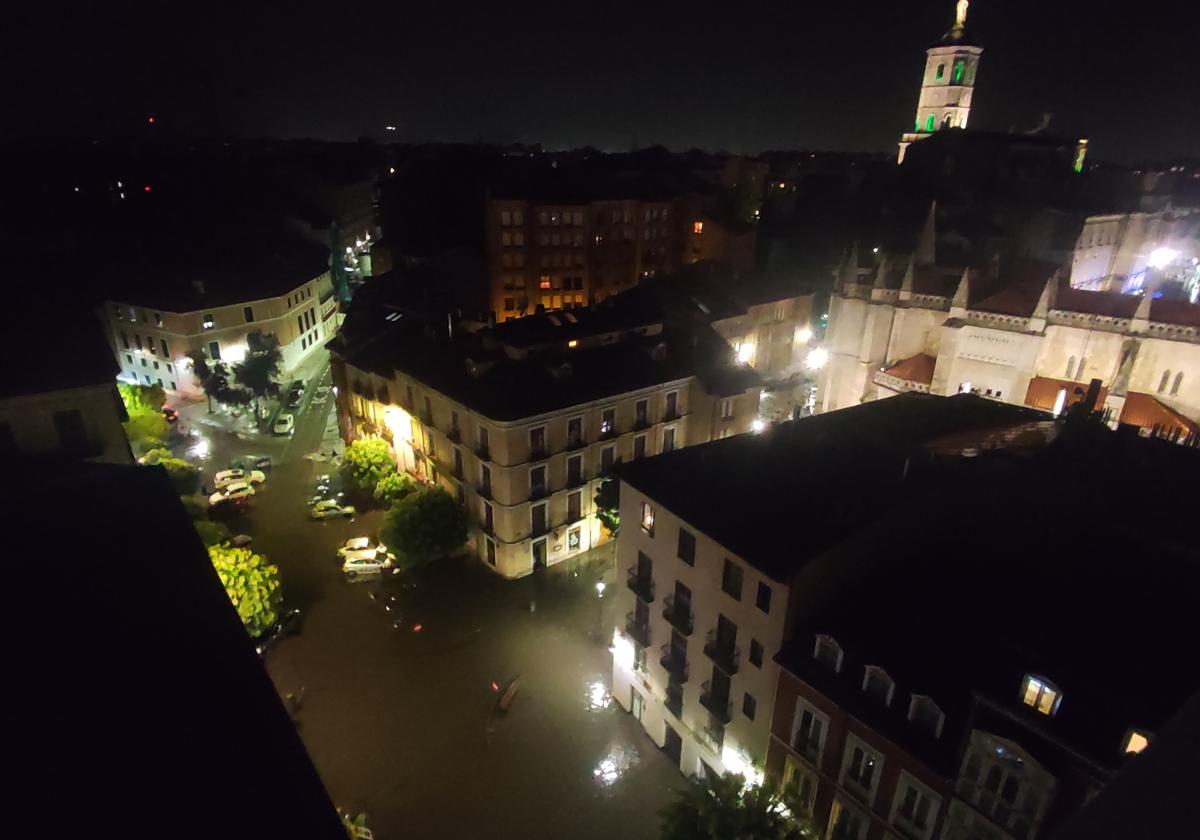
[751, 418, 766, 434]
[594, 580, 606, 597]
[1148, 247, 1178, 269]
[795, 326, 813, 343]
[805, 347, 829, 371]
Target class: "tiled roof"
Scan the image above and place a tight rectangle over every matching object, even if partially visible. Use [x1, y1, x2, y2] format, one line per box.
[1120, 392, 1199, 437]
[884, 353, 936, 385]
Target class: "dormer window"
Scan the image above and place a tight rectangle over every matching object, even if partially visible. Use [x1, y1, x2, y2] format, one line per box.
[202, 313, 215, 330]
[1021, 675, 1062, 716]
[1122, 729, 1151, 755]
[908, 695, 945, 738]
[813, 635, 843, 673]
[862, 666, 895, 707]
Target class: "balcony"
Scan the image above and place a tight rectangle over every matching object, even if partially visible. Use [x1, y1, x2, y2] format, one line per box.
[665, 688, 684, 720]
[662, 597, 694, 636]
[703, 631, 740, 675]
[625, 612, 651, 648]
[700, 681, 733, 724]
[599, 424, 618, 441]
[626, 571, 656, 604]
[659, 645, 689, 683]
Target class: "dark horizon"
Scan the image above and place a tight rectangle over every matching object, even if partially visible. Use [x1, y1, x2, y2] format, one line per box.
[10, 0, 1199, 164]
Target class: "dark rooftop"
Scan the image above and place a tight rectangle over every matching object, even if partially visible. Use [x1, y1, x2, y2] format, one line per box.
[10, 461, 345, 839]
[616, 393, 1047, 581]
[3, 304, 119, 398]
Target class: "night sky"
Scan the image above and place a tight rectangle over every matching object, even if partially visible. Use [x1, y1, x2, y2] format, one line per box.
[10, 0, 1198, 163]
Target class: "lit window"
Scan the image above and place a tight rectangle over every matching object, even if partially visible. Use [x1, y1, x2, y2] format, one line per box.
[640, 502, 655, 534]
[539, 277, 552, 290]
[1123, 729, 1151, 754]
[813, 634, 843, 672]
[202, 313, 215, 330]
[925, 114, 935, 132]
[1020, 675, 1062, 716]
[692, 221, 703, 235]
[567, 339, 578, 349]
[936, 63, 945, 81]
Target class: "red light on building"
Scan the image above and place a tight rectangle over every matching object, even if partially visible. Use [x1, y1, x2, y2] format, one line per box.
[143, 185, 152, 192]
[147, 116, 155, 124]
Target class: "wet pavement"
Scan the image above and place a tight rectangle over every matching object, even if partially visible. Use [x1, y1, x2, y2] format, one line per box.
[177, 359, 683, 839]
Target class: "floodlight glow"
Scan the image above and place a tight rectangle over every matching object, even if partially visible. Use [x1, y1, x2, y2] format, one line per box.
[795, 326, 813, 343]
[610, 628, 634, 670]
[1148, 247, 1178, 269]
[805, 347, 828, 370]
[751, 418, 766, 434]
[720, 745, 764, 787]
[736, 342, 755, 364]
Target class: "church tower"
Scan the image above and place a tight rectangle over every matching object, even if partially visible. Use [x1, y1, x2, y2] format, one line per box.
[897, 0, 983, 163]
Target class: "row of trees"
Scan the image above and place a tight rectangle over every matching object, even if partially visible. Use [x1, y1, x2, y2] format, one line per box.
[661, 772, 814, 840]
[189, 331, 283, 417]
[340, 436, 468, 568]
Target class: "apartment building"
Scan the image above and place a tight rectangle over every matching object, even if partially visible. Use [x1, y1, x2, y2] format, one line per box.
[329, 281, 762, 579]
[764, 421, 1200, 840]
[103, 243, 335, 397]
[610, 394, 1046, 783]
[2, 310, 133, 465]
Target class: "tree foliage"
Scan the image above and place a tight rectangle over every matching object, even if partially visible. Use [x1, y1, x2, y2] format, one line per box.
[373, 471, 414, 505]
[141, 448, 200, 494]
[595, 474, 620, 536]
[208, 544, 282, 638]
[119, 383, 169, 452]
[381, 486, 468, 568]
[660, 773, 814, 840]
[341, 436, 397, 494]
[194, 519, 233, 547]
[233, 331, 283, 414]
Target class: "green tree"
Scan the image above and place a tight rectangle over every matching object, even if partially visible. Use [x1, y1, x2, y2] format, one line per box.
[595, 474, 620, 536]
[341, 436, 397, 494]
[232, 331, 283, 419]
[660, 772, 814, 840]
[208, 544, 282, 638]
[188, 352, 229, 413]
[374, 471, 414, 505]
[381, 486, 468, 568]
[141, 448, 200, 494]
[119, 382, 170, 453]
[194, 520, 233, 547]
[118, 382, 165, 416]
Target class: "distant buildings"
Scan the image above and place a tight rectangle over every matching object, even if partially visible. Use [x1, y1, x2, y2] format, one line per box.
[328, 268, 766, 578]
[819, 206, 1200, 441]
[1069, 208, 1200, 299]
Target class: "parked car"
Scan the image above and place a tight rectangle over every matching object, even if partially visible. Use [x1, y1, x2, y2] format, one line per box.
[310, 499, 356, 520]
[285, 389, 303, 409]
[162, 406, 179, 423]
[209, 481, 255, 506]
[338, 537, 395, 564]
[253, 607, 303, 656]
[232, 455, 272, 471]
[231, 534, 253, 548]
[214, 468, 266, 489]
[313, 385, 331, 403]
[273, 414, 295, 436]
[342, 554, 393, 577]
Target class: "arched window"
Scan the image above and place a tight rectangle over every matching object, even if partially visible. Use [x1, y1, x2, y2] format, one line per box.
[1158, 371, 1171, 394]
[1172, 371, 1183, 396]
[1065, 356, 1076, 379]
[936, 63, 945, 81]
[925, 114, 935, 132]
[952, 60, 965, 84]
[1077, 356, 1087, 379]
[943, 114, 954, 128]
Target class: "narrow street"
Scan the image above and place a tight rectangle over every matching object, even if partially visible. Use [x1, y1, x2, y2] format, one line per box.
[178, 357, 683, 839]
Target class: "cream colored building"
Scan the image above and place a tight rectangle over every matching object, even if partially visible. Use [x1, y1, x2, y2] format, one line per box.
[820, 222, 1200, 440]
[104, 269, 336, 397]
[331, 300, 762, 579]
[1069, 208, 1200, 298]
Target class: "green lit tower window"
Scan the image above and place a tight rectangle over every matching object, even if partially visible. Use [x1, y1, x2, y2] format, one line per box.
[936, 63, 945, 81]
[925, 114, 935, 132]
[953, 61, 965, 84]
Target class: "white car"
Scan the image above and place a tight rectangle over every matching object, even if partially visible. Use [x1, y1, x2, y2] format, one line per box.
[313, 385, 331, 404]
[338, 537, 396, 564]
[310, 499, 356, 520]
[342, 554, 394, 577]
[209, 481, 255, 506]
[214, 468, 266, 489]
[273, 414, 295, 436]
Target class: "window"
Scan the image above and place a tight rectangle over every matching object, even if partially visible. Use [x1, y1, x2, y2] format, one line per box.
[531, 502, 548, 534]
[482, 501, 494, 532]
[662, 427, 676, 452]
[406, 385, 415, 408]
[892, 773, 939, 840]
[743, 692, 757, 721]
[500, 210, 511, 226]
[936, 62, 945, 80]
[513, 210, 523, 225]
[721, 558, 743, 600]
[1065, 356, 1076, 379]
[567, 416, 583, 448]
[677, 528, 695, 565]
[1172, 371, 1184, 396]
[208, 341, 221, 361]
[862, 667, 895, 707]
[1021, 674, 1062, 716]
[813, 635, 843, 672]
[665, 390, 678, 419]
[782, 759, 817, 815]
[243, 306, 254, 323]
[720, 398, 734, 420]
[635, 398, 648, 427]
[203, 313, 214, 330]
[925, 114, 935, 132]
[53, 409, 89, 455]
[756, 582, 771, 613]
[600, 407, 616, 435]
[844, 744, 880, 798]
[749, 639, 763, 668]
[141, 358, 147, 368]
[152, 361, 160, 370]
[791, 701, 827, 762]
[486, 537, 497, 566]
[953, 60, 965, 83]
[160, 338, 169, 357]
[567, 453, 583, 486]
[908, 695, 945, 738]
[119, 330, 129, 350]
[529, 465, 547, 498]
[567, 490, 582, 521]
[633, 434, 646, 460]
[600, 445, 615, 473]
[693, 221, 704, 235]
[501, 232, 512, 246]
[166, 364, 173, 374]
[134, 334, 143, 351]
[125, 354, 132, 364]
[480, 463, 492, 494]
[640, 502, 655, 534]
[298, 315, 305, 334]
[529, 426, 546, 458]
[1123, 729, 1151, 754]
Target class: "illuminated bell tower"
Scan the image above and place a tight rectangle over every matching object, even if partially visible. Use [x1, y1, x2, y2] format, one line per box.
[898, 0, 983, 163]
